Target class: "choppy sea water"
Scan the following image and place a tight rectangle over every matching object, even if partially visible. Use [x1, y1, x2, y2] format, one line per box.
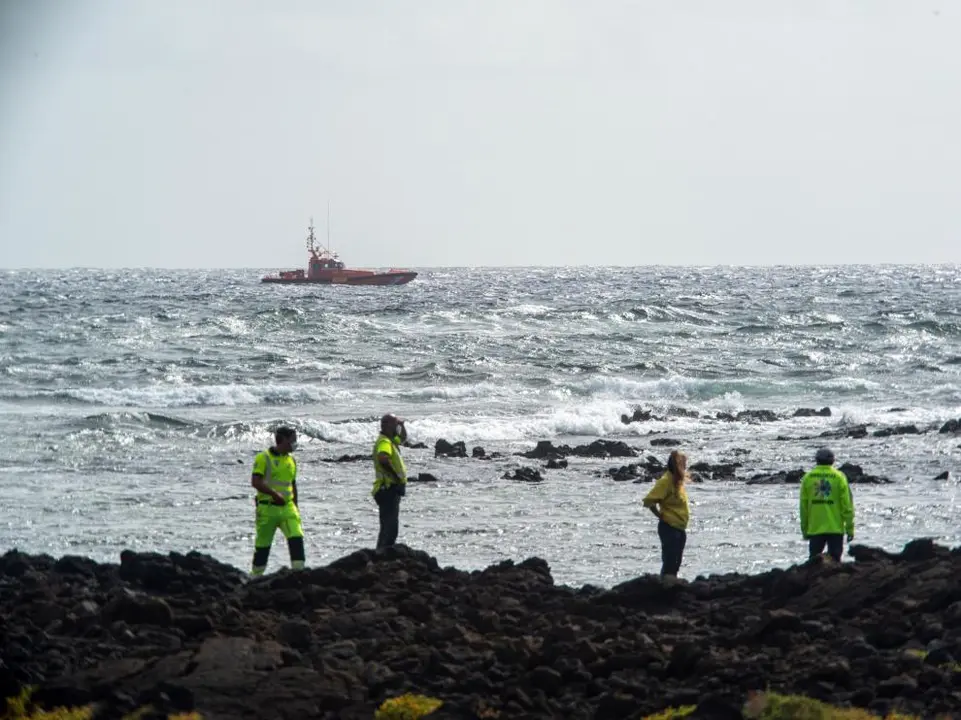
[1, 266, 959, 586]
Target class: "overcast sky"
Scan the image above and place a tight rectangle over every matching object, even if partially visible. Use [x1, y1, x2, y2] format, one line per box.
[1, 1, 959, 269]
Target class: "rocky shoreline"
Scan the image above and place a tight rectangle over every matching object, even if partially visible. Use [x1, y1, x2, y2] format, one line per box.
[310, 406, 961, 490]
[4, 540, 961, 719]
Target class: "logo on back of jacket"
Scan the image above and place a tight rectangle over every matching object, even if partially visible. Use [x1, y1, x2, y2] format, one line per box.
[813, 478, 834, 505]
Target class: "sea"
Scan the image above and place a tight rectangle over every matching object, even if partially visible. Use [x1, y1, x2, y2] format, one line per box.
[1, 266, 959, 587]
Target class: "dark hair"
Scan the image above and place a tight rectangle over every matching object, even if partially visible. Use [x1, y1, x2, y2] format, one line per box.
[380, 414, 399, 434]
[275, 426, 297, 445]
[815, 447, 835, 465]
[666, 450, 688, 488]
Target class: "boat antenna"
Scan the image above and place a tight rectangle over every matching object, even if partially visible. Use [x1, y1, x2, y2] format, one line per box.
[326, 201, 331, 254]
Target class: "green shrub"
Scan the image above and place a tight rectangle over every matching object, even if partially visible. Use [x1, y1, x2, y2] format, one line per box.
[743, 692, 924, 720]
[2, 689, 92, 720]
[2, 688, 203, 720]
[374, 694, 443, 720]
[643, 706, 696, 720]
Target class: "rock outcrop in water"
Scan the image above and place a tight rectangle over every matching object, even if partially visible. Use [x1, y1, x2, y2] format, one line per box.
[617, 407, 961, 446]
[621, 408, 656, 424]
[434, 439, 468, 458]
[5, 541, 961, 719]
[607, 457, 745, 484]
[793, 407, 832, 417]
[519, 440, 638, 460]
[873, 424, 922, 438]
[941, 419, 961, 434]
[649, 437, 682, 447]
[502, 466, 544, 483]
[746, 463, 890, 486]
[322, 453, 369, 463]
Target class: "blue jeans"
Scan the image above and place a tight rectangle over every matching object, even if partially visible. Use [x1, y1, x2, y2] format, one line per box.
[657, 520, 687, 576]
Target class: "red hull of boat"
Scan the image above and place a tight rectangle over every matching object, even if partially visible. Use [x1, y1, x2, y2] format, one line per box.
[261, 271, 417, 286]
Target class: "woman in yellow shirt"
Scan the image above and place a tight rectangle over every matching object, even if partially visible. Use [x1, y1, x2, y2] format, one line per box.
[642, 450, 691, 577]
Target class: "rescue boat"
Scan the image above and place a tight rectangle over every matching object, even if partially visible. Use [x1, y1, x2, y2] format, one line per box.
[261, 218, 417, 286]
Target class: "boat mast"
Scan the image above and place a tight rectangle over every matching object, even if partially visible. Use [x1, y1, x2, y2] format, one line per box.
[306, 217, 316, 253]
[326, 201, 331, 254]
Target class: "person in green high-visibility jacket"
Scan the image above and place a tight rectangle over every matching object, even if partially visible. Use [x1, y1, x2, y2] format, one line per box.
[372, 414, 409, 549]
[250, 426, 305, 576]
[800, 448, 855, 562]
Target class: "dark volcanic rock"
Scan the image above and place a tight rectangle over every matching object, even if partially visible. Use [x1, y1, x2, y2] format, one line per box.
[546, 458, 568, 469]
[736, 410, 779, 423]
[102, 589, 173, 627]
[521, 439, 637, 459]
[620, 408, 654, 424]
[746, 469, 806, 486]
[410, 473, 440, 483]
[940, 419, 960, 434]
[873, 424, 922, 438]
[503, 467, 544, 483]
[579, 440, 637, 458]
[747, 464, 891, 486]
[821, 424, 870, 439]
[8, 540, 961, 719]
[794, 407, 832, 417]
[322, 454, 368, 463]
[712, 409, 781, 422]
[689, 462, 740, 480]
[608, 464, 649, 482]
[838, 463, 892, 484]
[650, 438, 682, 447]
[118, 549, 245, 595]
[608, 455, 666, 482]
[520, 440, 568, 459]
[934, 471, 951, 481]
[434, 439, 467, 458]
[470, 446, 502, 460]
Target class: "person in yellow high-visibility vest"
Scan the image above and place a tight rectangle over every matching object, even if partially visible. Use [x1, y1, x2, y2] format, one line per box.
[250, 426, 305, 576]
[372, 414, 408, 549]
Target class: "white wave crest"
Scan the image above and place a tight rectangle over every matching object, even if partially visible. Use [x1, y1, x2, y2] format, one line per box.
[57, 383, 342, 408]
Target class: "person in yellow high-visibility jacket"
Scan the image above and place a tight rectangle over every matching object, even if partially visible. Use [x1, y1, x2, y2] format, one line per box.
[372, 414, 408, 549]
[250, 426, 305, 576]
[800, 448, 855, 562]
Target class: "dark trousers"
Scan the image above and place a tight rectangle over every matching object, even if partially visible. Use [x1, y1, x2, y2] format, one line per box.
[809, 534, 844, 561]
[657, 520, 687, 576]
[375, 487, 402, 549]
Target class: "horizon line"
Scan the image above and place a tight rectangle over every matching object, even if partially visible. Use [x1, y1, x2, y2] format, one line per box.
[2, 262, 961, 272]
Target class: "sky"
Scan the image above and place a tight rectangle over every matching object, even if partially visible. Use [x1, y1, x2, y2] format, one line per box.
[1, 1, 960, 269]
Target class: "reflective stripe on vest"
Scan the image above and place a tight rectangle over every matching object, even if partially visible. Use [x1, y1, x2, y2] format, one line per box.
[259, 451, 294, 502]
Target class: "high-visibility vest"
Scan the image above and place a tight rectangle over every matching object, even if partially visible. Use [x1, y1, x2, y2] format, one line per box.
[372, 433, 406, 495]
[254, 449, 297, 504]
[800, 465, 854, 536]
